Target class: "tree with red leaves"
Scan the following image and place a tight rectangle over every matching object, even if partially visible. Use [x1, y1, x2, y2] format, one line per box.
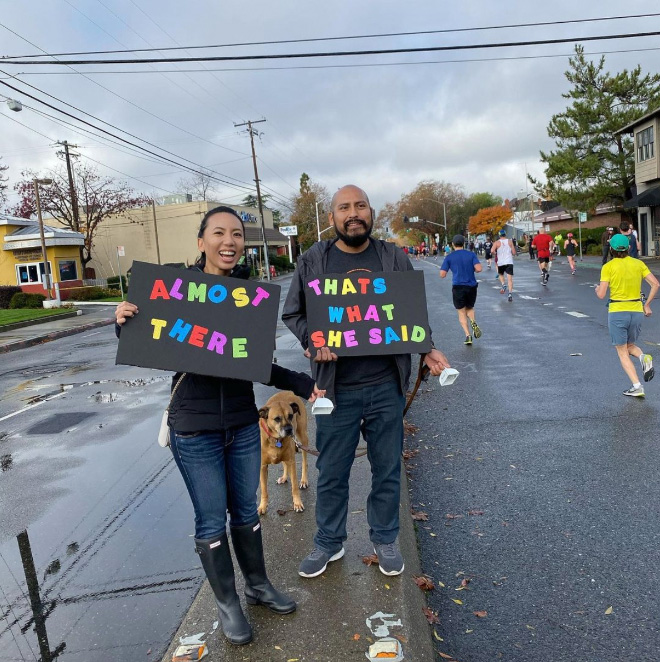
[468, 204, 513, 236]
[12, 163, 150, 269]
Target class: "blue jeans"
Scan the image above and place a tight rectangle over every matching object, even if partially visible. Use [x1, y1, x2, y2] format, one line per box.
[314, 380, 405, 552]
[170, 424, 261, 539]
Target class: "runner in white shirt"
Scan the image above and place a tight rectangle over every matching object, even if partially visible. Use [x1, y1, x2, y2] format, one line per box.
[491, 229, 516, 302]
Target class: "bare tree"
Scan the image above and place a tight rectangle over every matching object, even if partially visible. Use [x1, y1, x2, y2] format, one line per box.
[0, 157, 8, 208]
[177, 171, 216, 201]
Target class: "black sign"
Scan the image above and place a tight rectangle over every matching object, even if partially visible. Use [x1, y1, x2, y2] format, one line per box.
[116, 261, 280, 382]
[304, 271, 432, 356]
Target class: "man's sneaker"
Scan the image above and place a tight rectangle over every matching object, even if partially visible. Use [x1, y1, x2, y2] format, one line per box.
[641, 354, 654, 382]
[470, 319, 482, 338]
[545, 272, 550, 283]
[500, 284, 506, 294]
[571, 270, 576, 275]
[623, 385, 645, 397]
[508, 293, 513, 302]
[373, 542, 404, 576]
[464, 335, 472, 345]
[298, 547, 345, 578]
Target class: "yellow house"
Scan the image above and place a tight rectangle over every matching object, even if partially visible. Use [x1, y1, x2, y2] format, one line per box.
[1, 213, 85, 299]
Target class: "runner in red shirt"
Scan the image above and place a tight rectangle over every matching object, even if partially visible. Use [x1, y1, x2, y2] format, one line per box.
[531, 231, 555, 285]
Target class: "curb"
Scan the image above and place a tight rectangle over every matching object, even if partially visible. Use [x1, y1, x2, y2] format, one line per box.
[0, 310, 80, 332]
[0, 318, 115, 354]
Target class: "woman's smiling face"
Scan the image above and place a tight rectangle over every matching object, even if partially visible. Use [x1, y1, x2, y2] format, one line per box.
[198, 212, 245, 276]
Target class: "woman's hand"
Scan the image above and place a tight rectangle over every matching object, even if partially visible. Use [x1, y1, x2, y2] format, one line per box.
[307, 384, 326, 403]
[115, 301, 138, 325]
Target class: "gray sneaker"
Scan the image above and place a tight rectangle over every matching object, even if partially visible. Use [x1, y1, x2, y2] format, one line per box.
[298, 547, 345, 578]
[641, 354, 654, 382]
[373, 542, 405, 576]
[623, 385, 645, 397]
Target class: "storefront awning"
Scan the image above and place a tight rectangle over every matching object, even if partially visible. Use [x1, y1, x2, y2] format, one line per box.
[623, 185, 660, 209]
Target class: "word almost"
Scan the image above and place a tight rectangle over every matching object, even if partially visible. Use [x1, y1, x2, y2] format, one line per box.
[310, 324, 426, 349]
[151, 317, 248, 357]
[150, 278, 270, 308]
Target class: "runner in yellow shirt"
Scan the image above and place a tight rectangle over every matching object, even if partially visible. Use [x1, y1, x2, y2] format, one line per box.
[595, 234, 660, 397]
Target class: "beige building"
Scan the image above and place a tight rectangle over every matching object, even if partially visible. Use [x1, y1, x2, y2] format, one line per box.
[617, 107, 660, 255]
[87, 200, 290, 279]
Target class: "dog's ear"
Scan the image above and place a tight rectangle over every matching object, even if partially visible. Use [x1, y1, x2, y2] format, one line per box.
[290, 402, 300, 415]
[258, 406, 269, 419]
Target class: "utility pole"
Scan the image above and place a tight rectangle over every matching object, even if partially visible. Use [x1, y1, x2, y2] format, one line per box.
[57, 141, 84, 274]
[151, 199, 162, 264]
[234, 118, 270, 280]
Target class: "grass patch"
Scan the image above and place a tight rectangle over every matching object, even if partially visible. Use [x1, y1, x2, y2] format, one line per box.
[0, 308, 75, 326]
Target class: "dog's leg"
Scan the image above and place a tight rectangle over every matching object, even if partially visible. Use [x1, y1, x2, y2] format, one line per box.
[299, 449, 308, 490]
[277, 462, 289, 485]
[287, 460, 304, 512]
[257, 464, 269, 515]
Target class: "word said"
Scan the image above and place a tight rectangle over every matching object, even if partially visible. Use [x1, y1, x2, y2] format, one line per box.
[310, 325, 426, 348]
[151, 317, 248, 357]
[150, 278, 270, 308]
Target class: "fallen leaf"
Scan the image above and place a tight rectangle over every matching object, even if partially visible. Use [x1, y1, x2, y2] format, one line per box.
[274, 646, 282, 650]
[385, 584, 390, 589]
[352, 634, 360, 641]
[411, 510, 429, 521]
[433, 629, 443, 641]
[473, 610, 488, 618]
[461, 578, 471, 587]
[465, 629, 474, 633]
[146, 649, 152, 655]
[438, 653, 454, 660]
[445, 477, 453, 480]
[413, 575, 435, 591]
[287, 659, 300, 662]
[362, 554, 379, 566]
[422, 606, 440, 624]
[393, 634, 408, 644]
[438, 581, 446, 588]
[445, 514, 463, 520]
[605, 606, 613, 615]
[276, 509, 287, 516]
[430, 532, 437, 537]
[452, 599, 463, 605]
[526, 625, 535, 630]
[467, 510, 484, 516]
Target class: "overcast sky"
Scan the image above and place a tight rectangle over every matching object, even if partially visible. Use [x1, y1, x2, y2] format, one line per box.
[2, 1, 660, 215]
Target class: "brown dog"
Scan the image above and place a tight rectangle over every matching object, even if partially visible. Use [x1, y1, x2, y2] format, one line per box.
[258, 391, 310, 515]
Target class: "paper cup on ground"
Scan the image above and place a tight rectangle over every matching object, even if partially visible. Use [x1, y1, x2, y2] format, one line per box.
[312, 397, 334, 415]
[439, 368, 459, 386]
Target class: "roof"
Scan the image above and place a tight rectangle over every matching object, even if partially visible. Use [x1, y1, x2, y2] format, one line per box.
[4, 222, 84, 241]
[616, 106, 660, 135]
[244, 226, 290, 243]
[623, 184, 660, 209]
[0, 213, 35, 227]
[533, 205, 573, 222]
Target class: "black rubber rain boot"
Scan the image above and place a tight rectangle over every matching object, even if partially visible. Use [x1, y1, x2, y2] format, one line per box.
[230, 521, 296, 614]
[194, 534, 253, 645]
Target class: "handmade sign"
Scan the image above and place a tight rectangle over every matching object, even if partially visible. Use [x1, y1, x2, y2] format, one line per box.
[304, 270, 432, 356]
[116, 261, 280, 382]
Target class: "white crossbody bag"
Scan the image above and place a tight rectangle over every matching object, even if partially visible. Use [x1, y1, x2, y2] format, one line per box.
[158, 373, 186, 448]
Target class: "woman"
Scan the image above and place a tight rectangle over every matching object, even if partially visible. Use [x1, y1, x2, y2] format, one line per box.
[564, 233, 578, 275]
[115, 206, 323, 646]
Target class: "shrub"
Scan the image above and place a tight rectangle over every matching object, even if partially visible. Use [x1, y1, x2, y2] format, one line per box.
[9, 292, 46, 309]
[107, 275, 127, 290]
[66, 286, 119, 301]
[0, 286, 22, 309]
[269, 256, 294, 272]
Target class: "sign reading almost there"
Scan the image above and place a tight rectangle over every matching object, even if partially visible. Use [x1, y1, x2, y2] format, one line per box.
[304, 271, 432, 356]
[116, 261, 280, 382]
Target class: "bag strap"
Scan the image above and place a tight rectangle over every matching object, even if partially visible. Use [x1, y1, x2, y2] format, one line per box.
[167, 373, 187, 410]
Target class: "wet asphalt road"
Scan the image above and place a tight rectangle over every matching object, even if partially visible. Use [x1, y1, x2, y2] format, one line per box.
[406, 255, 660, 661]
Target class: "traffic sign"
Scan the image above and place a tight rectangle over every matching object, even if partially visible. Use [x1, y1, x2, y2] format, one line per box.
[279, 225, 298, 236]
[117, 246, 125, 256]
[578, 212, 587, 223]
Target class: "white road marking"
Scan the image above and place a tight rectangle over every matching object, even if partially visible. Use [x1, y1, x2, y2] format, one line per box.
[0, 390, 68, 423]
[565, 311, 589, 318]
[82, 331, 102, 338]
[519, 295, 539, 300]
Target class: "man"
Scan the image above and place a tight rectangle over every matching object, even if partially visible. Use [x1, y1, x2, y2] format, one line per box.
[554, 233, 563, 256]
[601, 227, 615, 265]
[595, 233, 659, 397]
[282, 185, 451, 578]
[532, 230, 554, 285]
[483, 236, 494, 269]
[491, 228, 515, 302]
[440, 234, 483, 345]
[620, 220, 641, 258]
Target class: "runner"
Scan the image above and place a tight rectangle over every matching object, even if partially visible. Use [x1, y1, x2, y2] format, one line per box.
[532, 230, 555, 285]
[595, 233, 659, 397]
[483, 236, 494, 269]
[440, 234, 483, 345]
[564, 233, 578, 274]
[492, 229, 516, 302]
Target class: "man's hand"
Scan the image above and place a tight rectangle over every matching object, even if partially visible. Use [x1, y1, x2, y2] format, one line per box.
[307, 384, 326, 403]
[115, 301, 138, 325]
[644, 302, 653, 317]
[304, 347, 338, 362]
[423, 348, 451, 376]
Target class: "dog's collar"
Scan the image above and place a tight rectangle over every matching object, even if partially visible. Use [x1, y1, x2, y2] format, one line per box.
[260, 419, 282, 447]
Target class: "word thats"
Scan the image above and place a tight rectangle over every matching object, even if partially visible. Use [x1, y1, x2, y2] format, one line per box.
[151, 317, 248, 357]
[150, 278, 270, 308]
[310, 325, 426, 348]
[307, 276, 386, 297]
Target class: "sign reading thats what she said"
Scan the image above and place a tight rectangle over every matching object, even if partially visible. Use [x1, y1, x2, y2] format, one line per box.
[304, 270, 432, 356]
[116, 261, 280, 382]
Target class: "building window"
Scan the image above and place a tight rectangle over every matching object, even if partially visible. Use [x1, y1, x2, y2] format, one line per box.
[637, 126, 655, 162]
[15, 261, 50, 285]
[58, 259, 78, 281]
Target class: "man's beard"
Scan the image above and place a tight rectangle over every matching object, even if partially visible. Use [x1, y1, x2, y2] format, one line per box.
[334, 220, 372, 247]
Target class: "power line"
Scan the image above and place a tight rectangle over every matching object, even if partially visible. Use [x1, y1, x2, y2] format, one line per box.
[4, 29, 660, 65]
[3, 12, 660, 59]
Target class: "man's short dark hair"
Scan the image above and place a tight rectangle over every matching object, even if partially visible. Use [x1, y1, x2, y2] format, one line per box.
[620, 220, 630, 232]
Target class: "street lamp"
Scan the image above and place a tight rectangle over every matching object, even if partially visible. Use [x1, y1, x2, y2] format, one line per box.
[316, 200, 333, 241]
[33, 178, 53, 300]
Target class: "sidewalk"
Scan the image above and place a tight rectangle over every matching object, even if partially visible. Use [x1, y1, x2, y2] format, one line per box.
[0, 303, 116, 353]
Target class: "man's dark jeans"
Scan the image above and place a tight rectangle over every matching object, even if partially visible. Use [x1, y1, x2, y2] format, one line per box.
[313, 380, 405, 553]
[170, 424, 261, 539]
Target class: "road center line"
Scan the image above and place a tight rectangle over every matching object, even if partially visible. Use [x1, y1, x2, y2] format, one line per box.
[565, 311, 589, 318]
[0, 390, 68, 423]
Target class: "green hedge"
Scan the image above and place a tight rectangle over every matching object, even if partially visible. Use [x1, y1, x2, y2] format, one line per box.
[67, 287, 121, 301]
[0, 286, 22, 309]
[107, 275, 127, 290]
[269, 255, 294, 271]
[9, 292, 46, 309]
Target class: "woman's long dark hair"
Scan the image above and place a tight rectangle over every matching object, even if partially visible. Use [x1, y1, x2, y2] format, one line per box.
[194, 206, 245, 270]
